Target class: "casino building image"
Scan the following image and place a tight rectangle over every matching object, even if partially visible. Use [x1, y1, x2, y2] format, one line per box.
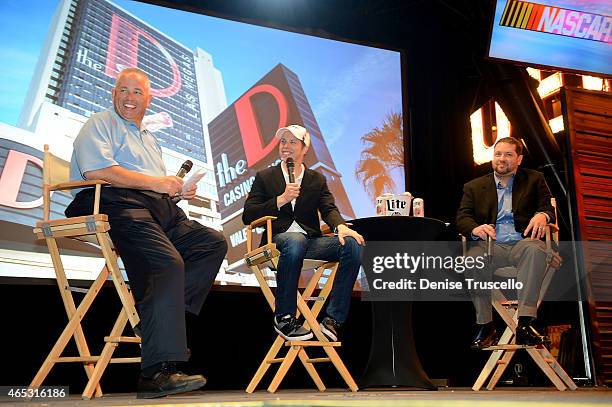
[0, 0, 360, 287]
[0, 0, 230, 281]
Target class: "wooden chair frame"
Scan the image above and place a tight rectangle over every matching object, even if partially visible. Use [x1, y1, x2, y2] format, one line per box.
[463, 199, 577, 391]
[28, 145, 141, 399]
[244, 216, 358, 393]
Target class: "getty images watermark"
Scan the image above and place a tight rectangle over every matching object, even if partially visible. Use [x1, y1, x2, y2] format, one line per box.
[371, 251, 523, 291]
[359, 241, 611, 302]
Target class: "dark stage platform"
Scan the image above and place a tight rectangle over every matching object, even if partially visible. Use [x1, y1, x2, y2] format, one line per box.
[12, 388, 612, 407]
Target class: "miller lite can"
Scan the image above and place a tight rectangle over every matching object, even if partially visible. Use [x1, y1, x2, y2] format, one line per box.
[375, 193, 393, 216]
[413, 198, 424, 217]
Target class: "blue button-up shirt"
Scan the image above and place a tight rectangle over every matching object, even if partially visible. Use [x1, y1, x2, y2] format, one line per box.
[69, 107, 166, 195]
[494, 173, 523, 243]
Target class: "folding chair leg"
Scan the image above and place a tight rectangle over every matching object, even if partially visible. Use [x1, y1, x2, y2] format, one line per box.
[323, 346, 359, 391]
[249, 264, 276, 310]
[45, 237, 104, 397]
[29, 265, 108, 395]
[526, 348, 568, 391]
[536, 347, 577, 390]
[82, 308, 130, 399]
[246, 336, 284, 393]
[472, 325, 515, 391]
[296, 294, 358, 392]
[486, 347, 517, 390]
[268, 346, 300, 393]
[297, 348, 326, 391]
[98, 233, 139, 328]
[297, 295, 325, 341]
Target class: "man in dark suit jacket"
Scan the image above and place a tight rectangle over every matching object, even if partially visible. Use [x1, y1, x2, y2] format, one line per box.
[456, 137, 555, 349]
[243, 125, 364, 342]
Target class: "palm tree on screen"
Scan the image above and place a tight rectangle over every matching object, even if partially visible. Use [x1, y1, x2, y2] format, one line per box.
[355, 111, 404, 200]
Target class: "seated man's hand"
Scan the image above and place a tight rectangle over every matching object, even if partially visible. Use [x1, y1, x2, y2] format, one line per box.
[152, 176, 184, 196]
[336, 224, 365, 246]
[182, 183, 197, 200]
[548, 251, 562, 270]
[277, 183, 300, 207]
[524, 212, 548, 240]
[471, 224, 496, 240]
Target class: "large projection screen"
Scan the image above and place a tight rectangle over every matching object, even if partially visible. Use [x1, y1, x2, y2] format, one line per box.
[0, 0, 404, 287]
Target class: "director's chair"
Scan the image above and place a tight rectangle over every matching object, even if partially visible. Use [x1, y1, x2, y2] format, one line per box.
[28, 145, 141, 399]
[463, 199, 577, 391]
[244, 215, 358, 393]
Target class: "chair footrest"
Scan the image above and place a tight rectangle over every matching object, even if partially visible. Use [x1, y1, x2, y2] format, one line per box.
[306, 357, 331, 363]
[55, 356, 141, 364]
[104, 336, 141, 344]
[267, 358, 284, 364]
[55, 356, 99, 363]
[304, 296, 326, 301]
[484, 344, 537, 350]
[109, 357, 141, 364]
[285, 340, 340, 347]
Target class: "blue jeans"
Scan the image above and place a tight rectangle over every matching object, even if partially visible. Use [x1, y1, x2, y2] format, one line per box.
[272, 232, 363, 323]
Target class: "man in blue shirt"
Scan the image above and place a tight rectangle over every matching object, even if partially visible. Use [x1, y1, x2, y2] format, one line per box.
[456, 137, 555, 349]
[65, 68, 227, 398]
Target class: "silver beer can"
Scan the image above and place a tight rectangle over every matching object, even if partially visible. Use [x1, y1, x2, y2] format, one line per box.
[375, 195, 386, 216]
[413, 198, 424, 217]
[376, 193, 394, 216]
[376, 194, 389, 215]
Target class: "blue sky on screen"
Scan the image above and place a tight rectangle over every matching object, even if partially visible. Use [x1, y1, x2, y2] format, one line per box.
[0, 0, 404, 217]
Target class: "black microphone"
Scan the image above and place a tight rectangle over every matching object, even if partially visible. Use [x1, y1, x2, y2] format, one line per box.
[176, 160, 193, 178]
[286, 157, 295, 183]
[171, 160, 193, 203]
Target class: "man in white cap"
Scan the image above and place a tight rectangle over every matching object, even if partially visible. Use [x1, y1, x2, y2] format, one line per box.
[243, 124, 365, 342]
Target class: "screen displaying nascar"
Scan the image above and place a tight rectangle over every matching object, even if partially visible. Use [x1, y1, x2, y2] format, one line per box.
[489, 0, 611, 75]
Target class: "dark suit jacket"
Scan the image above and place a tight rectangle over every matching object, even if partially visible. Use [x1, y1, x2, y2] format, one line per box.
[456, 168, 555, 237]
[242, 164, 345, 245]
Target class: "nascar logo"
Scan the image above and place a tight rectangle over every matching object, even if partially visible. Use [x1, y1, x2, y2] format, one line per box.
[500, 1, 611, 43]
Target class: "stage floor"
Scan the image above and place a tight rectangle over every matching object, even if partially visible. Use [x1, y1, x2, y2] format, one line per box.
[12, 388, 612, 407]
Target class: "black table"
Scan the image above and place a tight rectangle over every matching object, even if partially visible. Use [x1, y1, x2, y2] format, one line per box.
[350, 216, 448, 389]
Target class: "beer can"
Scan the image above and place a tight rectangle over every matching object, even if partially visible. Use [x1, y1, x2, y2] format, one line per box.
[375, 196, 386, 216]
[413, 198, 424, 217]
[402, 192, 413, 215]
[375, 193, 393, 216]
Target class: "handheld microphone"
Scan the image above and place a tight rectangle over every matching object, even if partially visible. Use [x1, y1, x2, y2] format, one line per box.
[172, 160, 193, 203]
[286, 157, 295, 184]
[176, 160, 193, 178]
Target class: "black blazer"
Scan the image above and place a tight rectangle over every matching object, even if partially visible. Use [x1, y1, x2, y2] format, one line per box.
[456, 168, 555, 237]
[242, 164, 345, 244]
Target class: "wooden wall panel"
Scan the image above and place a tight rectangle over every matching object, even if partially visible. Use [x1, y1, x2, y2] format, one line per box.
[562, 87, 612, 386]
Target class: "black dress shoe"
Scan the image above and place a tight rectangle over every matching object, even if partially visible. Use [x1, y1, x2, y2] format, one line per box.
[471, 322, 497, 349]
[516, 322, 548, 346]
[137, 362, 206, 399]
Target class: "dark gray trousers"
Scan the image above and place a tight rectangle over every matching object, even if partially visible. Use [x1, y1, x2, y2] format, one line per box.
[66, 188, 227, 369]
[466, 239, 548, 324]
